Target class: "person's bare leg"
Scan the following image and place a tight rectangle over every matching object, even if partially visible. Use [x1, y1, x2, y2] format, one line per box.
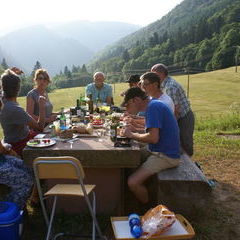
[128, 167, 153, 203]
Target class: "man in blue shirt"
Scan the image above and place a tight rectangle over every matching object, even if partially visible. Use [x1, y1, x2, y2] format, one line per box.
[122, 87, 180, 203]
[85, 72, 113, 105]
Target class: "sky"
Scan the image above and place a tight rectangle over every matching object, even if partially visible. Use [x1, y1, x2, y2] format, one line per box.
[0, 0, 183, 36]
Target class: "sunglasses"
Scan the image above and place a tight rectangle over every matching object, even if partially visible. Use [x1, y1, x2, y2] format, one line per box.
[37, 76, 48, 81]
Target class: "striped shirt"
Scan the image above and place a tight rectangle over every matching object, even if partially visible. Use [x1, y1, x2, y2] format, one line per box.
[161, 76, 191, 118]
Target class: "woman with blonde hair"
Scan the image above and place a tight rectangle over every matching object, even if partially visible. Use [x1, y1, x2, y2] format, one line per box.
[27, 69, 57, 123]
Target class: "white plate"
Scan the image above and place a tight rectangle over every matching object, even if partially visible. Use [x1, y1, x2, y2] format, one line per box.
[92, 124, 104, 128]
[27, 138, 56, 148]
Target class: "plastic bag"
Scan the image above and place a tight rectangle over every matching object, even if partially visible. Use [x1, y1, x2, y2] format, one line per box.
[141, 205, 176, 239]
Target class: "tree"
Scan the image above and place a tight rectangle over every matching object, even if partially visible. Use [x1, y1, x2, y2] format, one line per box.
[122, 49, 130, 62]
[72, 65, 78, 73]
[1, 58, 8, 69]
[148, 32, 159, 48]
[64, 66, 72, 79]
[31, 61, 42, 77]
[81, 64, 88, 73]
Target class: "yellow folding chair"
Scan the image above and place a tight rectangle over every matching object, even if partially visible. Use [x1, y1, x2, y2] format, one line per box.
[33, 156, 104, 240]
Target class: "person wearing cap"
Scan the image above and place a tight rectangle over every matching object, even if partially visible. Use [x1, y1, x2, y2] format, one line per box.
[122, 87, 180, 203]
[85, 71, 113, 105]
[151, 63, 194, 157]
[120, 74, 140, 97]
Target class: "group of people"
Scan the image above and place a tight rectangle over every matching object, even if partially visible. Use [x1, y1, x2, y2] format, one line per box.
[82, 64, 195, 204]
[0, 63, 194, 210]
[0, 68, 57, 209]
[120, 64, 194, 204]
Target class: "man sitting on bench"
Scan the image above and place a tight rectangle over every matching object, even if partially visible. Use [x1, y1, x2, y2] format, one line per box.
[122, 87, 180, 203]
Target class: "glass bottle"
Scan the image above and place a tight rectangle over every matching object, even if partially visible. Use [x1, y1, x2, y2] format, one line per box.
[59, 107, 66, 130]
[110, 121, 118, 142]
[88, 94, 94, 114]
[76, 99, 81, 116]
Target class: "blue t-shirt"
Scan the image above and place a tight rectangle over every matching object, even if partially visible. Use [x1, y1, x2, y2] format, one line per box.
[85, 83, 112, 103]
[145, 99, 180, 159]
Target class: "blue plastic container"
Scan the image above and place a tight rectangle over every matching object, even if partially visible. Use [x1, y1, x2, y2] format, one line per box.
[0, 202, 23, 240]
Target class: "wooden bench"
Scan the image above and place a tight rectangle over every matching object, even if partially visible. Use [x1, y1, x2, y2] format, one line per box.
[157, 154, 212, 214]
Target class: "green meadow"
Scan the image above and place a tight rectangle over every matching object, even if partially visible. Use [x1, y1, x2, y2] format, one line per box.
[1, 66, 240, 239]
[14, 66, 240, 115]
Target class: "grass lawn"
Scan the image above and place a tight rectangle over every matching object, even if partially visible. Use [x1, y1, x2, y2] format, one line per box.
[1, 66, 240, 239]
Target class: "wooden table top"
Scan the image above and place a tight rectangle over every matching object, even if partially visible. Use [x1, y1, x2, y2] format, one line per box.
[23, 137, 141, 168]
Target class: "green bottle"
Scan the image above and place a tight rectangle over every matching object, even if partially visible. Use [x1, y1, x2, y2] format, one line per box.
[59, 107, 66, 130]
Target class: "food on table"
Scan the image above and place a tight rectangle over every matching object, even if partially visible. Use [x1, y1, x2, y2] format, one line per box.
[141, 204, 176, 238]
[27, 139, 41, 145]
[27, 139, 53, 146]
[71, 116, 81, 123]
[99, 105, 110, 113]
[92, 116, 104, 127]
[71, 123, 93, 134]
[58, 129, 73, 139]
[86, 123, 93, 135]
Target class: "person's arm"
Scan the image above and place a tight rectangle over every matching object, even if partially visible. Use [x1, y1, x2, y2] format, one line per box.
[123, 127, 159, 144]
[26, 96, 39, 121]
[174, 104, 181, 119]
[166, 86, 180, 119]
[0, 141, 18, 156]
[85, 84, 93, 99]
[106, 96, 112, 105]
[106, 85, 113, 105]
[27, 96, 46, 131]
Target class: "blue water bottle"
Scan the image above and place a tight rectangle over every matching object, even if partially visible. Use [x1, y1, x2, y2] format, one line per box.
[128, 213, 143, 238]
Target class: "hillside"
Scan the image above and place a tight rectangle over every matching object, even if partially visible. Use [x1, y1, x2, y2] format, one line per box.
[0, 25, 93, 75]
[0, 21, 141, 74]
[49, 21, 141, 52]
[89, 0, 240, 74]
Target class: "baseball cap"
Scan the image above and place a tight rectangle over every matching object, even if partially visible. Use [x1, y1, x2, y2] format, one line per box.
[125, 74, 140, 83]
[121, 87, 147, 107]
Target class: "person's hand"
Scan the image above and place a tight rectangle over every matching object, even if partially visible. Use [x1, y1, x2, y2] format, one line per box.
[174, 105, 181, 119]
[123, 116, 132, 124]
[10, 67, 24, 75]
[38, 95, 46, 108]
[50, 114, 57, 122]
[0, 142, 18, 156]
[122, 126, 133, 138]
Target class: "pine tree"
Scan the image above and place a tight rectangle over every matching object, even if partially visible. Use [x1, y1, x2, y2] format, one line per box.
[1, 58, 8, 69]
[81, 64, 88, 73]
[31, 61, 42, 77]
[122, 49, 130, 62]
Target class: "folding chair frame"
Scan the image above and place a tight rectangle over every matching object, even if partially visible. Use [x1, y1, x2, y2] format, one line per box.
[33, 157, 105, 240]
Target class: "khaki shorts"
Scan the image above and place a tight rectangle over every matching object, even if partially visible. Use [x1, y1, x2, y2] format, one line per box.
[141, 151, 180, 174]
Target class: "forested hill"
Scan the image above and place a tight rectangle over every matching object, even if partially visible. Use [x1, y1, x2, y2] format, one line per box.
[89, 0, 240, 76]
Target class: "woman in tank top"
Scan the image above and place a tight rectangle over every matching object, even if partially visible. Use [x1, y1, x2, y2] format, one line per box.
[26, 69, 57, 124]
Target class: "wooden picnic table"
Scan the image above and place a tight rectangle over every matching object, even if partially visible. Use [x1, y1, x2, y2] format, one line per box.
[23, 137, 142, 214]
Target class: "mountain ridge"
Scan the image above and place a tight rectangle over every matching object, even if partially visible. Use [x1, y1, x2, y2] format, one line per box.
[0, 21, 141, 74]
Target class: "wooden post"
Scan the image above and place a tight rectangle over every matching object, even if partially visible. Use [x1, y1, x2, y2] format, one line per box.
[187, 69, 190, 98]
[234, 46, 240, 73]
